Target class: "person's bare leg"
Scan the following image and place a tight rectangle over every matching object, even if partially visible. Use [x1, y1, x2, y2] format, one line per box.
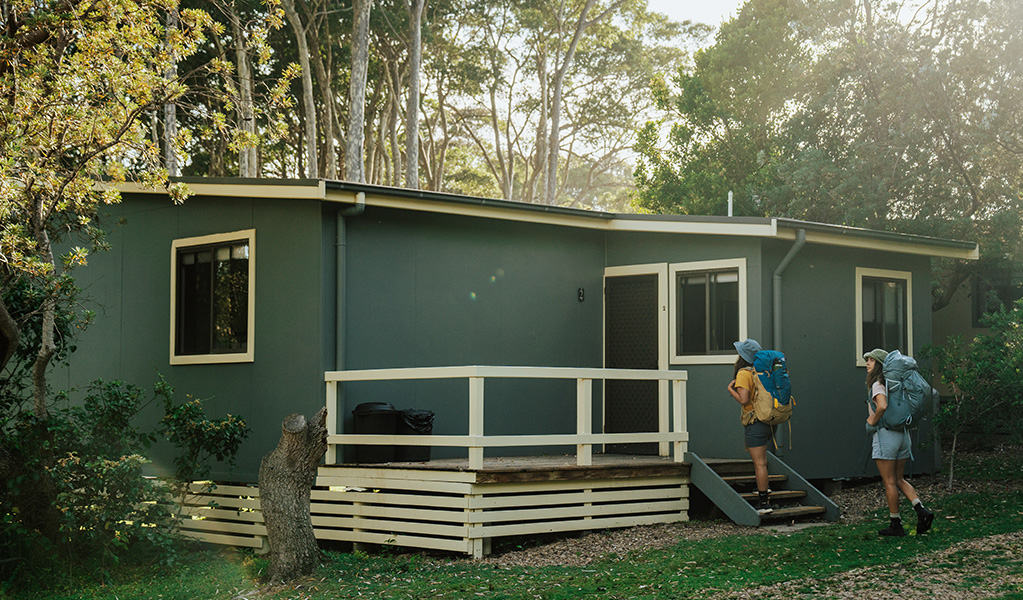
[876, 459, 900, 514]
[748, 444, 770, 492]
[875, 459, 906, 536]
[893, 458, 919, 502]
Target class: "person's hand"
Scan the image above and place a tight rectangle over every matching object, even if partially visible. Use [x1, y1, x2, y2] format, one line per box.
[865, 422, 878, 434]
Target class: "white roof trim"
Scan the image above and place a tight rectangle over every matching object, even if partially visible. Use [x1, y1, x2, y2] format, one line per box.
[114, 181, 979, 261]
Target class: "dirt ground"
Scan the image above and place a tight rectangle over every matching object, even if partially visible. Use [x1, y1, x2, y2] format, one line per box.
[467, 447, 1021, 570]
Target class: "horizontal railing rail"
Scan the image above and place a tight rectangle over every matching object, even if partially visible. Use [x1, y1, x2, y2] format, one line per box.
[324, 365, 688, 469]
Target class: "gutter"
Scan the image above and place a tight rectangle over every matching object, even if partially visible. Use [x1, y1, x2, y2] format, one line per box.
[773, 229, 806, 352]
[771, 229, 805, 456]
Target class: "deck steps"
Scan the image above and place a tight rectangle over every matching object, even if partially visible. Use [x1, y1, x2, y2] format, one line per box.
[685, 451, 840, 527]
[721, 474, 788, 486]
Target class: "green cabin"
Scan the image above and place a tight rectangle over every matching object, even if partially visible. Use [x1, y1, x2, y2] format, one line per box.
[59, 178, 978, 487]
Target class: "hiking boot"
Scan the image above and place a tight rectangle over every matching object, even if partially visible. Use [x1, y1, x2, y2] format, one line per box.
[879, 518, 906, 537]
[915, 505, 934, 534]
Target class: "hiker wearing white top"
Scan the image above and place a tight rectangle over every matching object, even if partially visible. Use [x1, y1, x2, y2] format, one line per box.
[863, 347, 934, 536]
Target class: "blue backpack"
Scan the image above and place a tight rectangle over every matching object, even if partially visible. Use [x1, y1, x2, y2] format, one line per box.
[749, 350, 793, 425]
[880, 351, 935, 430]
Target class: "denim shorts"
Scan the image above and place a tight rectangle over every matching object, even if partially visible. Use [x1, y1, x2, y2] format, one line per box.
[744, 421, 774, 449]
[872, 427, 911, 460]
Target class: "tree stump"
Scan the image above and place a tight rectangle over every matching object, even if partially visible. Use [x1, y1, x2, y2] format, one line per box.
[258, 407, 328, 582]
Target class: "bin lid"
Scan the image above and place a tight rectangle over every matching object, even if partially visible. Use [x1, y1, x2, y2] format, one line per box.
[353, 402, 396, 415]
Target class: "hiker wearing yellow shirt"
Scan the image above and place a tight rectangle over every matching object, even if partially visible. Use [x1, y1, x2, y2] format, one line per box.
[727, 338, 773, 515]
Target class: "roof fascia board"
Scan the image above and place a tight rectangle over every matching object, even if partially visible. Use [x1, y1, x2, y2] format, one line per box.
[606, 217, 778, 238]
[113, 179, 978, 260]
[326, 189, 779, 237]
[775, 226, 979, 260]
[114, 180, 326, 200]
[325, 189, 616, 231]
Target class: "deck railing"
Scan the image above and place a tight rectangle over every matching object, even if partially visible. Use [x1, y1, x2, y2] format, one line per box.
[324, 366, 688, 469]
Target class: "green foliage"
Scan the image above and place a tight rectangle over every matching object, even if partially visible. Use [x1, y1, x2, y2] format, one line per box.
[928, 299, 1023, 441]
[634, 0, 1023, 304]
[0, 378, 249, 586]
[18, 483, 1023, 599]
[0, 279, 89, 415]
[156, 376, 251, 492]
[925, 299, 1023, 487]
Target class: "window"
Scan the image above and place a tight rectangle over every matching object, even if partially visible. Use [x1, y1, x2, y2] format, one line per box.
[855, 267, 911, 366]
[171, 230, 255, 364]
[670, 258, 747, 365]
[971, 269, 1023, 327]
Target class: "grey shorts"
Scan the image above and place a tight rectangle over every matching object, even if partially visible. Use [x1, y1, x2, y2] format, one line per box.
[872, 427, 912, 460]
[745, 421, 774, 449]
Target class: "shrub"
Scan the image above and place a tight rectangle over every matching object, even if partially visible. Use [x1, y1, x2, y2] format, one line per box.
[925, 298, 1023, 488]
[0, 378, 250, 585]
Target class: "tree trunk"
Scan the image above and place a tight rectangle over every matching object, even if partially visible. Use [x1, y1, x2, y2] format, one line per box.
[31, 228, 55, 418]
[0, 294, 19, 373]
[404, 0, 426, 189]
[283, 0, 318, 178]
[304, 20, 337, 179]
[545, 0, 595, 205]
[230, 11, 258, 178]
[163, 9, 179, 177]
[258, 407, 328, 582]
[346, 0, 372, 183]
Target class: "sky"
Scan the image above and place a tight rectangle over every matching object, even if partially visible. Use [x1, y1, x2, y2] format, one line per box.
[646, 0, 746, 29]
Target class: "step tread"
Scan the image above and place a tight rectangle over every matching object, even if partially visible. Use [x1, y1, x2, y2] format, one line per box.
[760, 505, 827, 520]
[740, 489, 806, 501]
[721, 474, 788, 484]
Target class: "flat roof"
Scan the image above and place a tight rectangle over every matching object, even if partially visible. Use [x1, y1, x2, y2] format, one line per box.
[116, 177, 980, 260]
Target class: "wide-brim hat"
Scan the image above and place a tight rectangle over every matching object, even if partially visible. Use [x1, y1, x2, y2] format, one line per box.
[733, 339, 762, 363]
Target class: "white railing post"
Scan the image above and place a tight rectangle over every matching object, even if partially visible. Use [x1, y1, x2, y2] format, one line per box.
[672, 378, 687, 462]
[658, 380, 670, 457]
[576, 378, 592, 466]
[325, 381, 337, 464]
[468, 376, 484, 469]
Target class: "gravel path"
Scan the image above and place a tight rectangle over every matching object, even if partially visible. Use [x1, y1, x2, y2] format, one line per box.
[724, 529, 1023, 599]
[468, 468, 1022, 571]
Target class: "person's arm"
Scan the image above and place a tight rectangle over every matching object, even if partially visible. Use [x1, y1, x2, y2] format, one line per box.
[728, 380, 750, 405]
[867, 392, 887, 426]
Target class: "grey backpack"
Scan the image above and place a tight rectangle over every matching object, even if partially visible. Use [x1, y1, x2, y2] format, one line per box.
[880, 350, 936, 430]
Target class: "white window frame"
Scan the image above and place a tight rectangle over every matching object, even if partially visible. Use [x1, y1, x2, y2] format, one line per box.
[170, 229, 256, 365]
[855, 267, 912, 367]
[669, 258, 747, 365]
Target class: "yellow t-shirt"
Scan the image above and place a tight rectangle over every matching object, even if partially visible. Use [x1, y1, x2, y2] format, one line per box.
[736, 368, 756, 416]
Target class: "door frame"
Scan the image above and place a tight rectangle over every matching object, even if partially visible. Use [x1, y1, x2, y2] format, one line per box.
[602, 263, 670, 455]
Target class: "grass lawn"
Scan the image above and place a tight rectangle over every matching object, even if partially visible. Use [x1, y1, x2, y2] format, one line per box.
[6, 448, 1023, 600]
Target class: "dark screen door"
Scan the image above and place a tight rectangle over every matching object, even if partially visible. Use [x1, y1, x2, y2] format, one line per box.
[604, 273, 659, 455]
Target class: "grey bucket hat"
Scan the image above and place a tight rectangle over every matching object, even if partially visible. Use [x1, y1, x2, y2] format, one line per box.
[733, 339, 762, 363]
[863, 348, 889, 364]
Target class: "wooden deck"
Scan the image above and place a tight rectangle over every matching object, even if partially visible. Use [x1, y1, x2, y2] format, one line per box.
[177, 454, 692, 558]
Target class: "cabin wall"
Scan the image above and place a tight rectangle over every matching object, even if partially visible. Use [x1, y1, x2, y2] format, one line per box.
[758, 241, 937, 479]
[338, 206, 607, 462]
[56, 193, 330, 482]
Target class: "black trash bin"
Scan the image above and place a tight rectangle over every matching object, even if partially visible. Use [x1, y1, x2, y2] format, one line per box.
[394, 409, 434, 462]
[352, 402, 398, 463]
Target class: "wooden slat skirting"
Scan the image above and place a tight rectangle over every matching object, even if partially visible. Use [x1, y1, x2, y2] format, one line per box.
[174, 457, 691, 558]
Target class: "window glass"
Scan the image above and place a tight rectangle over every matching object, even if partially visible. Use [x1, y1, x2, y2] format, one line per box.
[862, 276, 907, 354]
[176, 240, 249, 356]
[677, 269, 739, 355]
